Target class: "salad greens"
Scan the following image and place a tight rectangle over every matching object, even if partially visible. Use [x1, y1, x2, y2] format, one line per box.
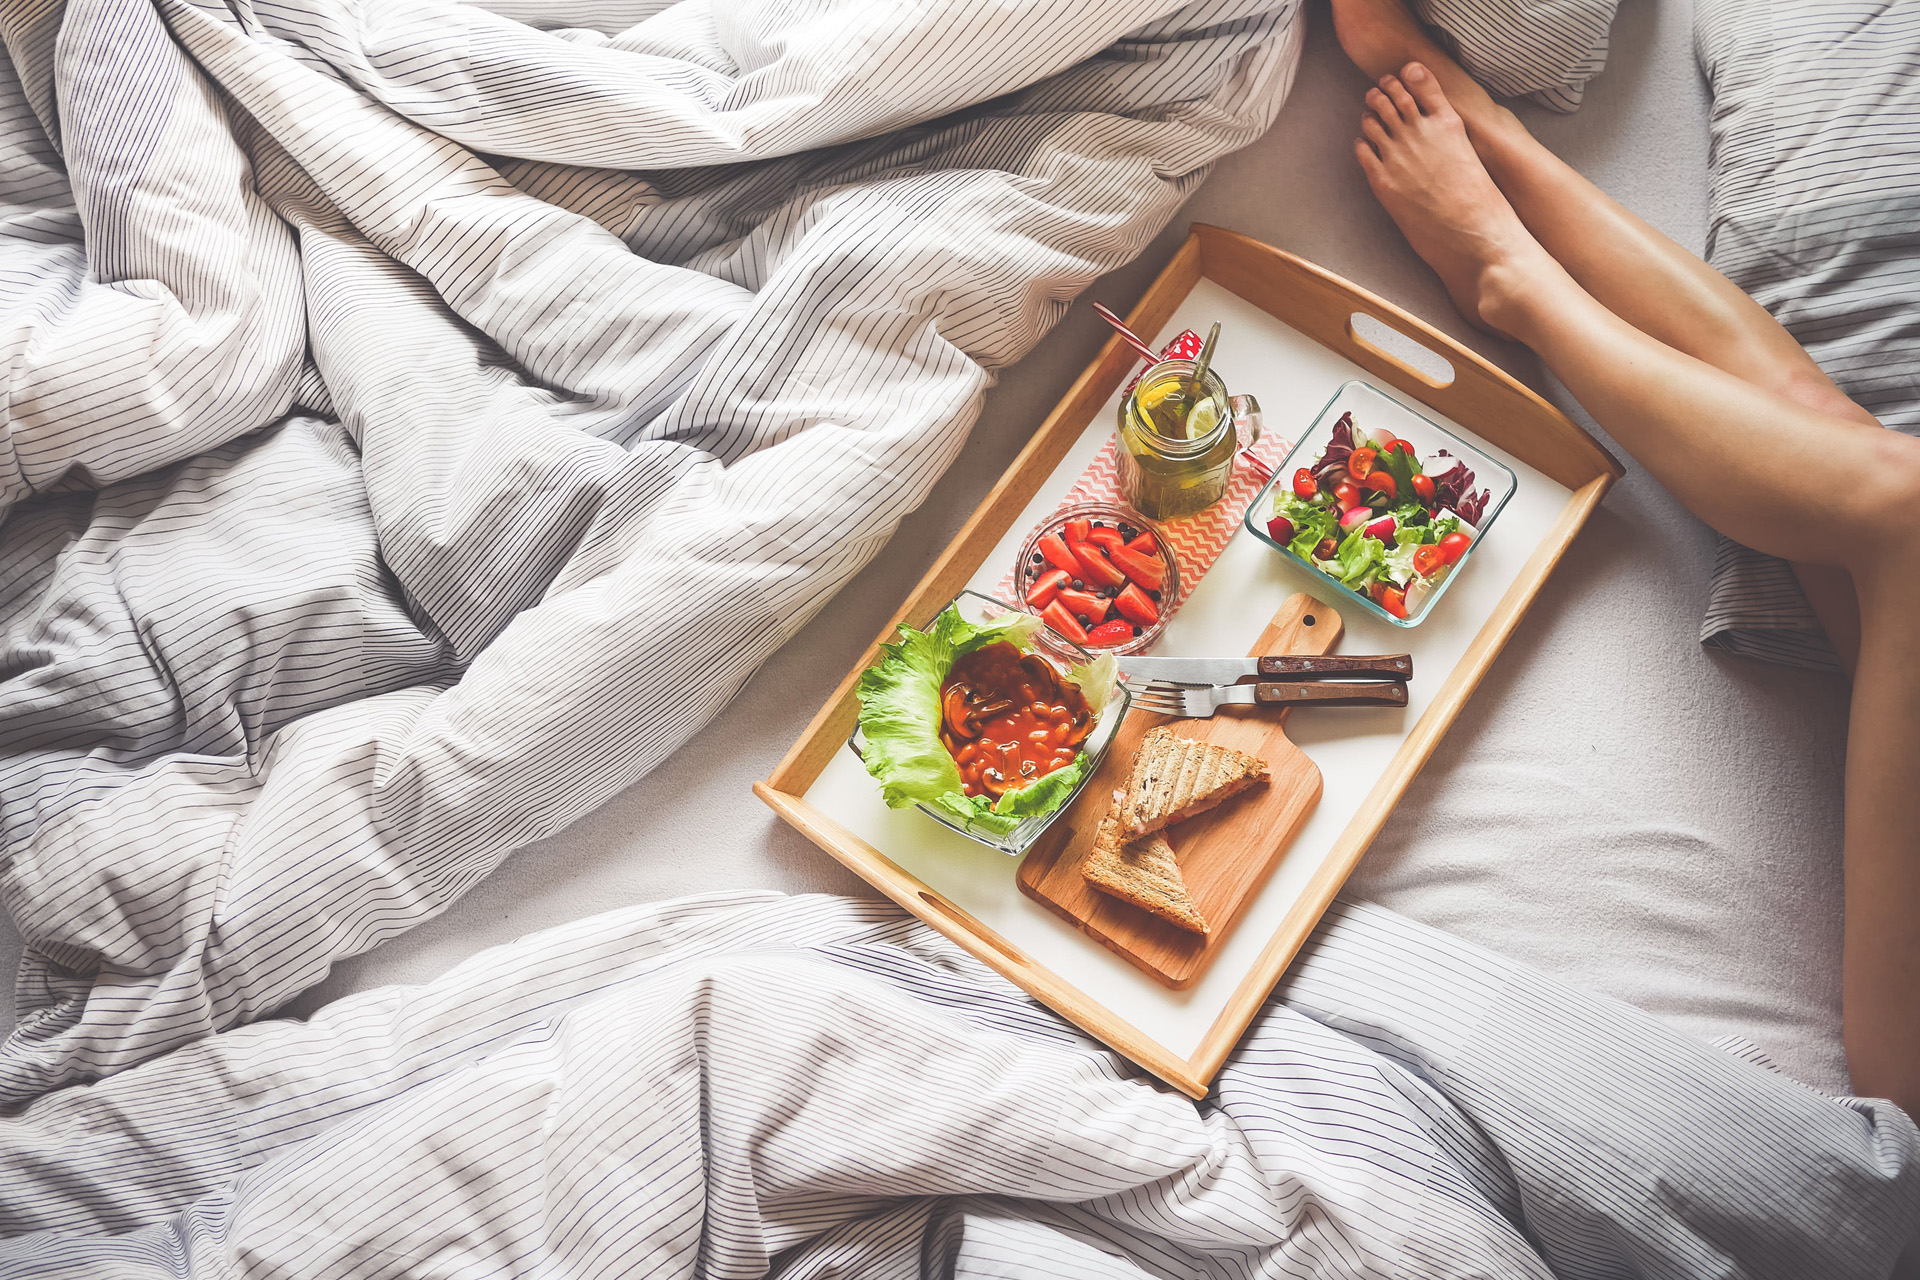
[1273, 489, 1459, 592]
[1267, 411, 1486, 620]
[856, 604, 1115, 836]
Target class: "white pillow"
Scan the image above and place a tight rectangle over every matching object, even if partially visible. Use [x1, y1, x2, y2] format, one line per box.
[1412, 0, 1621, 112]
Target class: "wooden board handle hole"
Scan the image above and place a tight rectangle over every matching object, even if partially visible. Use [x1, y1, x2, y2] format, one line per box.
[1348, 312, 1456, 389]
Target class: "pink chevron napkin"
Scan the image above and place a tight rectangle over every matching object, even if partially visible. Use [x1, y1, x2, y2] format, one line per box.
[995, 329, 1291, 612]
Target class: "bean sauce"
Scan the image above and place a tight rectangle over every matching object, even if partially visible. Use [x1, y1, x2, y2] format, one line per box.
[939, 642, 1092, 799]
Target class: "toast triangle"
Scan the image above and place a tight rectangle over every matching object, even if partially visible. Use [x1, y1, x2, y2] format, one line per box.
[1119, 726, 1268, 838]
[1081, 797, 1209, 934]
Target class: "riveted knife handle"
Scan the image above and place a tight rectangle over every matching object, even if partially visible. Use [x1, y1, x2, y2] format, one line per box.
[1256, 653, 1413, 680]
[1253, 680, 1408, 707]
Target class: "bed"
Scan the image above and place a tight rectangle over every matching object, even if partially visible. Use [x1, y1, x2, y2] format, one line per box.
[1, 0, 1914, 1271]
[240, 0, 1853, 1093]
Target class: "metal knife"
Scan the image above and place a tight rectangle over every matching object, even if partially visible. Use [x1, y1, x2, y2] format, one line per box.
[1118, 653, 1413, 685]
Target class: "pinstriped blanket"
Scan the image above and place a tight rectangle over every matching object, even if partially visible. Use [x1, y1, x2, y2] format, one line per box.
[0, 894, 1912, 1276]
[0, 0, 1306, 1100]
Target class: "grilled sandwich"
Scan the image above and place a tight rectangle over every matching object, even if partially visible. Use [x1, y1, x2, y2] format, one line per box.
[1118, 726, 1268, 837]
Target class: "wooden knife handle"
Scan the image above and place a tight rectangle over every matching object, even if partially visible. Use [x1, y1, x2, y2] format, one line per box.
[1253, 680, 1408, 707]
[1256, 653, 1413, 680]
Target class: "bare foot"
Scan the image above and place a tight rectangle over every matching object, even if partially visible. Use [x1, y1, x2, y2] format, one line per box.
[1329, 0, 1530, 163]
[1353, 64, 1561, 336]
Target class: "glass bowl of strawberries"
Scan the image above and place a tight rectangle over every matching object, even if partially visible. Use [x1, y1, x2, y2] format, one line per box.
[1014, 502, 1179, 656]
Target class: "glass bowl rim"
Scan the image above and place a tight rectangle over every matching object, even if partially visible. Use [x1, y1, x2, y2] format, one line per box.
[1013, 501, 1180, 657]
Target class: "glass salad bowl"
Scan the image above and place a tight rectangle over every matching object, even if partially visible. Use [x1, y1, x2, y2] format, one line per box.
[846, 590, 1132, 856]
[1244, 380, 1517, 628]
[1012, 502, 1179, 657]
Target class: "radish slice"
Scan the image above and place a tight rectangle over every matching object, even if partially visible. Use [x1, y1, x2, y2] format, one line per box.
[1341, 506, 1372, 531]
[1365, 515, 1396, 542]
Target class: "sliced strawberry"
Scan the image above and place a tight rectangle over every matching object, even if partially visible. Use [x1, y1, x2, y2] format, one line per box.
[1085, 527, 1126, 554]
[1041, 599, 1090, 646]
[1125, 531, 1158, 555]
[1055, 587, 1110, 624]
[1023, 568, 1070, 609]
[1063, 517, 1091, 546]
[1038, 532, 1082, 576]
[1107, 544, 1166, 591]
[1070, 543, 1128, 590]
[1114, 583, 1160, 627]
[1085, 618, 1134, 647]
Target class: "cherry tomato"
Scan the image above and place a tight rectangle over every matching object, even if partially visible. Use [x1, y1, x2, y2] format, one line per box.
[1413, 545, 1446, 577]
[1292, 467, 1318, 499]
[1410, 473, 1436, 506]
[1313, 536, 1339, 561]
[1347, 447, 1377, 480]
[1437, 531, 1472, 565]
[1361, 469, 1398, 500]
[1333, 482, 1362, 510]
[1367, 581, 1408, 617]
[1382, 436, 1415, 458]
[1266, 515, 1295, 545]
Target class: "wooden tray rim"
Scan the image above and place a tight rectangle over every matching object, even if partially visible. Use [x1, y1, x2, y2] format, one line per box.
[756, 224, 1621, 1098]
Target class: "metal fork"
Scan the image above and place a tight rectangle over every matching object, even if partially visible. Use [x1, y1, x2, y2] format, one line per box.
[1130, 678, 1407, 717]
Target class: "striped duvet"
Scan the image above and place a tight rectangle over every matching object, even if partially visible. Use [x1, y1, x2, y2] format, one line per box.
[0, 0, 1303, 1099]
[0, 893, 1912, 1275]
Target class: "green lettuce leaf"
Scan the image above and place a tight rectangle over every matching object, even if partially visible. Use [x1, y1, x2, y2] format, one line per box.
[1331, 523, 1388, 587]
[1273, 492, 1340, 560]
[855, 605, 1111, 838]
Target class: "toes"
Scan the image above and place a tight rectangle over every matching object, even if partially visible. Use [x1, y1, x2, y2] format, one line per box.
[1353, 137, 1383, 179]
[1360, 112, 1392, 150]
[1379, 74, 1419, 120]
[1364, 86, 1399, 128]
[1399, 61, 1452, 116]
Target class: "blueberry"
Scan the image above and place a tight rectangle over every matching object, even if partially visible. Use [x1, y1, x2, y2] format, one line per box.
[1092, 520, 1105, 528]
[1077, 615, 1090, 626]
[1071, 579, 1084, 590]
[1103, 587, 1117, 598]
[1031, 551, 1043, 563]
[1148, 589, 1161, 602]
[1131, 625, 1142, 636]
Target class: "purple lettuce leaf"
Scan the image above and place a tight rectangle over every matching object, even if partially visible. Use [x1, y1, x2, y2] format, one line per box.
[1310, 412, 1357, 484]
[1429, 450, 1490, 524]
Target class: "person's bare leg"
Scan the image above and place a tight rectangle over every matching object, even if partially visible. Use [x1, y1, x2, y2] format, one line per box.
[1330, 0, 1876, 670]
[1353, 64, 1920, 1118]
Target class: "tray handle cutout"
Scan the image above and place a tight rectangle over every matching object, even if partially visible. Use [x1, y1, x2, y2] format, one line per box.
[1348, 312, 1456, 389]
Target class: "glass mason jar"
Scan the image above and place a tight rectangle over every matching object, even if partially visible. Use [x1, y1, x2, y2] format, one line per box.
[1114, 359, 1261, 520]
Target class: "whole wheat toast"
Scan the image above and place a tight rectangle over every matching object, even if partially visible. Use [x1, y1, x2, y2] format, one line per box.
[1081, 796, 1208, 934]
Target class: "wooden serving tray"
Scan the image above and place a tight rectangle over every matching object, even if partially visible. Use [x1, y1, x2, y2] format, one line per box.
[1019, 594, 1337, 987]
[756, 225, 1622, 1098]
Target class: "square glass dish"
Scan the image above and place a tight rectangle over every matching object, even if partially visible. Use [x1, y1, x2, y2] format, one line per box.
[1244, 380, 1517, 627]
[845, 590, 1132, 856]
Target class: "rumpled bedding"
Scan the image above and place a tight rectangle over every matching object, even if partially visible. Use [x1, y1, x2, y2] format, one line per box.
[0, 0, 1306, 1102]
[0, 893, 1913, 1276]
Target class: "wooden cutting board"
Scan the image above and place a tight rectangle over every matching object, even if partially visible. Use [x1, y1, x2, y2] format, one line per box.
[1017, 593, 1339, 988]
